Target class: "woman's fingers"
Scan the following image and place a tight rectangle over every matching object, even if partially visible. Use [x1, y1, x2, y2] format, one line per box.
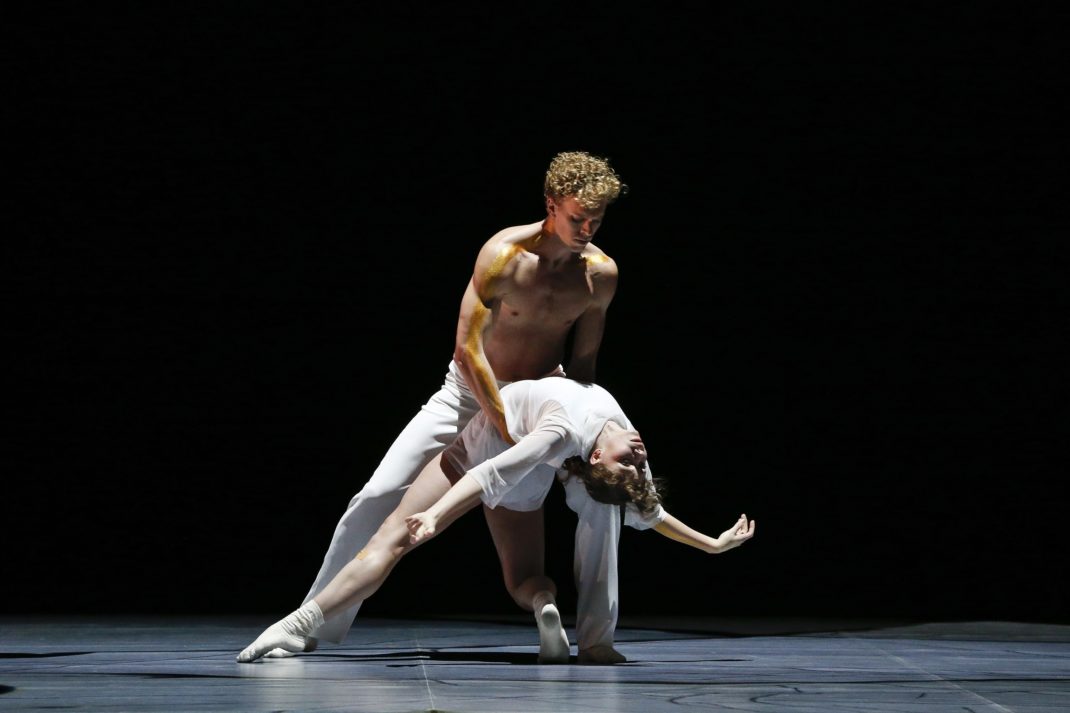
[734, 515, 755, 541]
[404, 516, 428, 541]
[404, 513, 436, 543]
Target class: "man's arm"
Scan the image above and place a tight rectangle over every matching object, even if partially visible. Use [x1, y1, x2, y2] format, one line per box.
[653, 513, 756, 554]
[454, 242, 521, 444]
[566, 254, 618, 382]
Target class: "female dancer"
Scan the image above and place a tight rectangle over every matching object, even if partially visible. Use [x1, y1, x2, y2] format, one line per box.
[238, 377, 755, 664]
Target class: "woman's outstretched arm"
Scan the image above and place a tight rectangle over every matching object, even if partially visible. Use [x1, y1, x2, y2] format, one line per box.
[407, 418, 573, 544]
[404, 474, 484, 543]
[653, 513, 756, 554]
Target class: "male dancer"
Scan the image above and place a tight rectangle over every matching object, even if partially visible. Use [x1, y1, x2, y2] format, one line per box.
[282, 151, 652, 663]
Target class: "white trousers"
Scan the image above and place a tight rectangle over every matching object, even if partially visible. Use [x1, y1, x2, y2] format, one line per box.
[302, 361, 623, 650]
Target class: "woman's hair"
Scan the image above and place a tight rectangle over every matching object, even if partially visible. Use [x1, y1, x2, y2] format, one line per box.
[544, 151, 628, 209]
[562, 455, 663, 515]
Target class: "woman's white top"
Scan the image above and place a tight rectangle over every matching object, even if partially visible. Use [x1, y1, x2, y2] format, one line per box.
[443, 376, 666, 529]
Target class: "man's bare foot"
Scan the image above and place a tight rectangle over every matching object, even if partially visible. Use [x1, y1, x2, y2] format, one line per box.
[264, 636, 319, 658]
[578, 645, 627, 665]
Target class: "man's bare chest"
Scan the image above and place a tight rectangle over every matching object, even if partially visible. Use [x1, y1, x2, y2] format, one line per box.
[502, 265, 594, 320]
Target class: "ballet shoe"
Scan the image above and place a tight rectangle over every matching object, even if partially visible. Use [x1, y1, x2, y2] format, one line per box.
[264, 636, 319, 658]
[535, 603, 570, 664]
[236, 603, 323, 663]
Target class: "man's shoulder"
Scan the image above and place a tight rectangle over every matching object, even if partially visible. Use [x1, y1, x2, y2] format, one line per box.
[476, 222, 542, 271]
[582, 244, 619, 274]
[486, 220, 543, 248]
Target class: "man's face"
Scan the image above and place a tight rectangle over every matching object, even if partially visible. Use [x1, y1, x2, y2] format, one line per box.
[546, 196, 607, 251]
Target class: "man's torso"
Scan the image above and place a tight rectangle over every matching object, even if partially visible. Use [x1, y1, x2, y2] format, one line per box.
[482, 225, 611, 381]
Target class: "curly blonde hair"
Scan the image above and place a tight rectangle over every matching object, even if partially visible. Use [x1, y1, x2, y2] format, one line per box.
[561, 455, 662, 515]
[544, 151, 628, 209]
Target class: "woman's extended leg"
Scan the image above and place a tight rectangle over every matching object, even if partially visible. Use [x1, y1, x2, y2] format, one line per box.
[482, 505, 570, 664]
[237, 455, 474, 662]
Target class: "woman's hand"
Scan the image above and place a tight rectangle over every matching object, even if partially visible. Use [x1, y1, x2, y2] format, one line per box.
[404, 511, 439, 544]
[654, 512, 756, 554]
[712, 513, 756, 553]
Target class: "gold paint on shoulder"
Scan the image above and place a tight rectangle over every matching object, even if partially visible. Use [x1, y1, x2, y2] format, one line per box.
[584, 253, 610, 265]
[485, 244, 523, 283]
[477, 243, 523, 302]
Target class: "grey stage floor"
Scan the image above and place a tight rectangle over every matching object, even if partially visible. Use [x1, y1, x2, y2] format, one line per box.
[1, 615, 1068, 712]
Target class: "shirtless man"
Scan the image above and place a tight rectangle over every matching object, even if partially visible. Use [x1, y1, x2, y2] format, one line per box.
[281, 151, 652, 664]
[455, 174, 616, 441]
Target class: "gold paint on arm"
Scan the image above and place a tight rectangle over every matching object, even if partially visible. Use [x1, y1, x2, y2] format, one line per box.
[460, 295, 512, 443]
[455, 242, 522, 444]
[464, 299, 490, 356]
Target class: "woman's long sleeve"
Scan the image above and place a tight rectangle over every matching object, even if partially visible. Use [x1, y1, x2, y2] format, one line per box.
[466, 403, 574, 508]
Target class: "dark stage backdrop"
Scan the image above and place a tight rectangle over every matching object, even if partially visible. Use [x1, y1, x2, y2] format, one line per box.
[7, 4, 1066, 624]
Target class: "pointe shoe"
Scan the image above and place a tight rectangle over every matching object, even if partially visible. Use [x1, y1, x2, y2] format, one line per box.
[236, 603, 323, 663]
[578, 644, 627, 665]
[535, 603, 570, 664]
[264, 636, 319, 658]
[237, 622, 310, 663]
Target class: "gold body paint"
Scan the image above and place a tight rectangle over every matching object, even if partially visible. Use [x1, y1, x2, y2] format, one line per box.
[478, 244, 522, 301]
[464, 301, 501, 411]
[465, 301, 489, 354]
[466, 242, 521, 366]
[461, 243, 521, 438]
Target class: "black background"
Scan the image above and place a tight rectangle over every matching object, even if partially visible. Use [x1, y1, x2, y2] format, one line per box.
[7, 3, 1067, 624]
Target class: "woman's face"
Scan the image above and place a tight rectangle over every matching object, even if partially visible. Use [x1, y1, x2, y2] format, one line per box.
[591, 422, 648, 485]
